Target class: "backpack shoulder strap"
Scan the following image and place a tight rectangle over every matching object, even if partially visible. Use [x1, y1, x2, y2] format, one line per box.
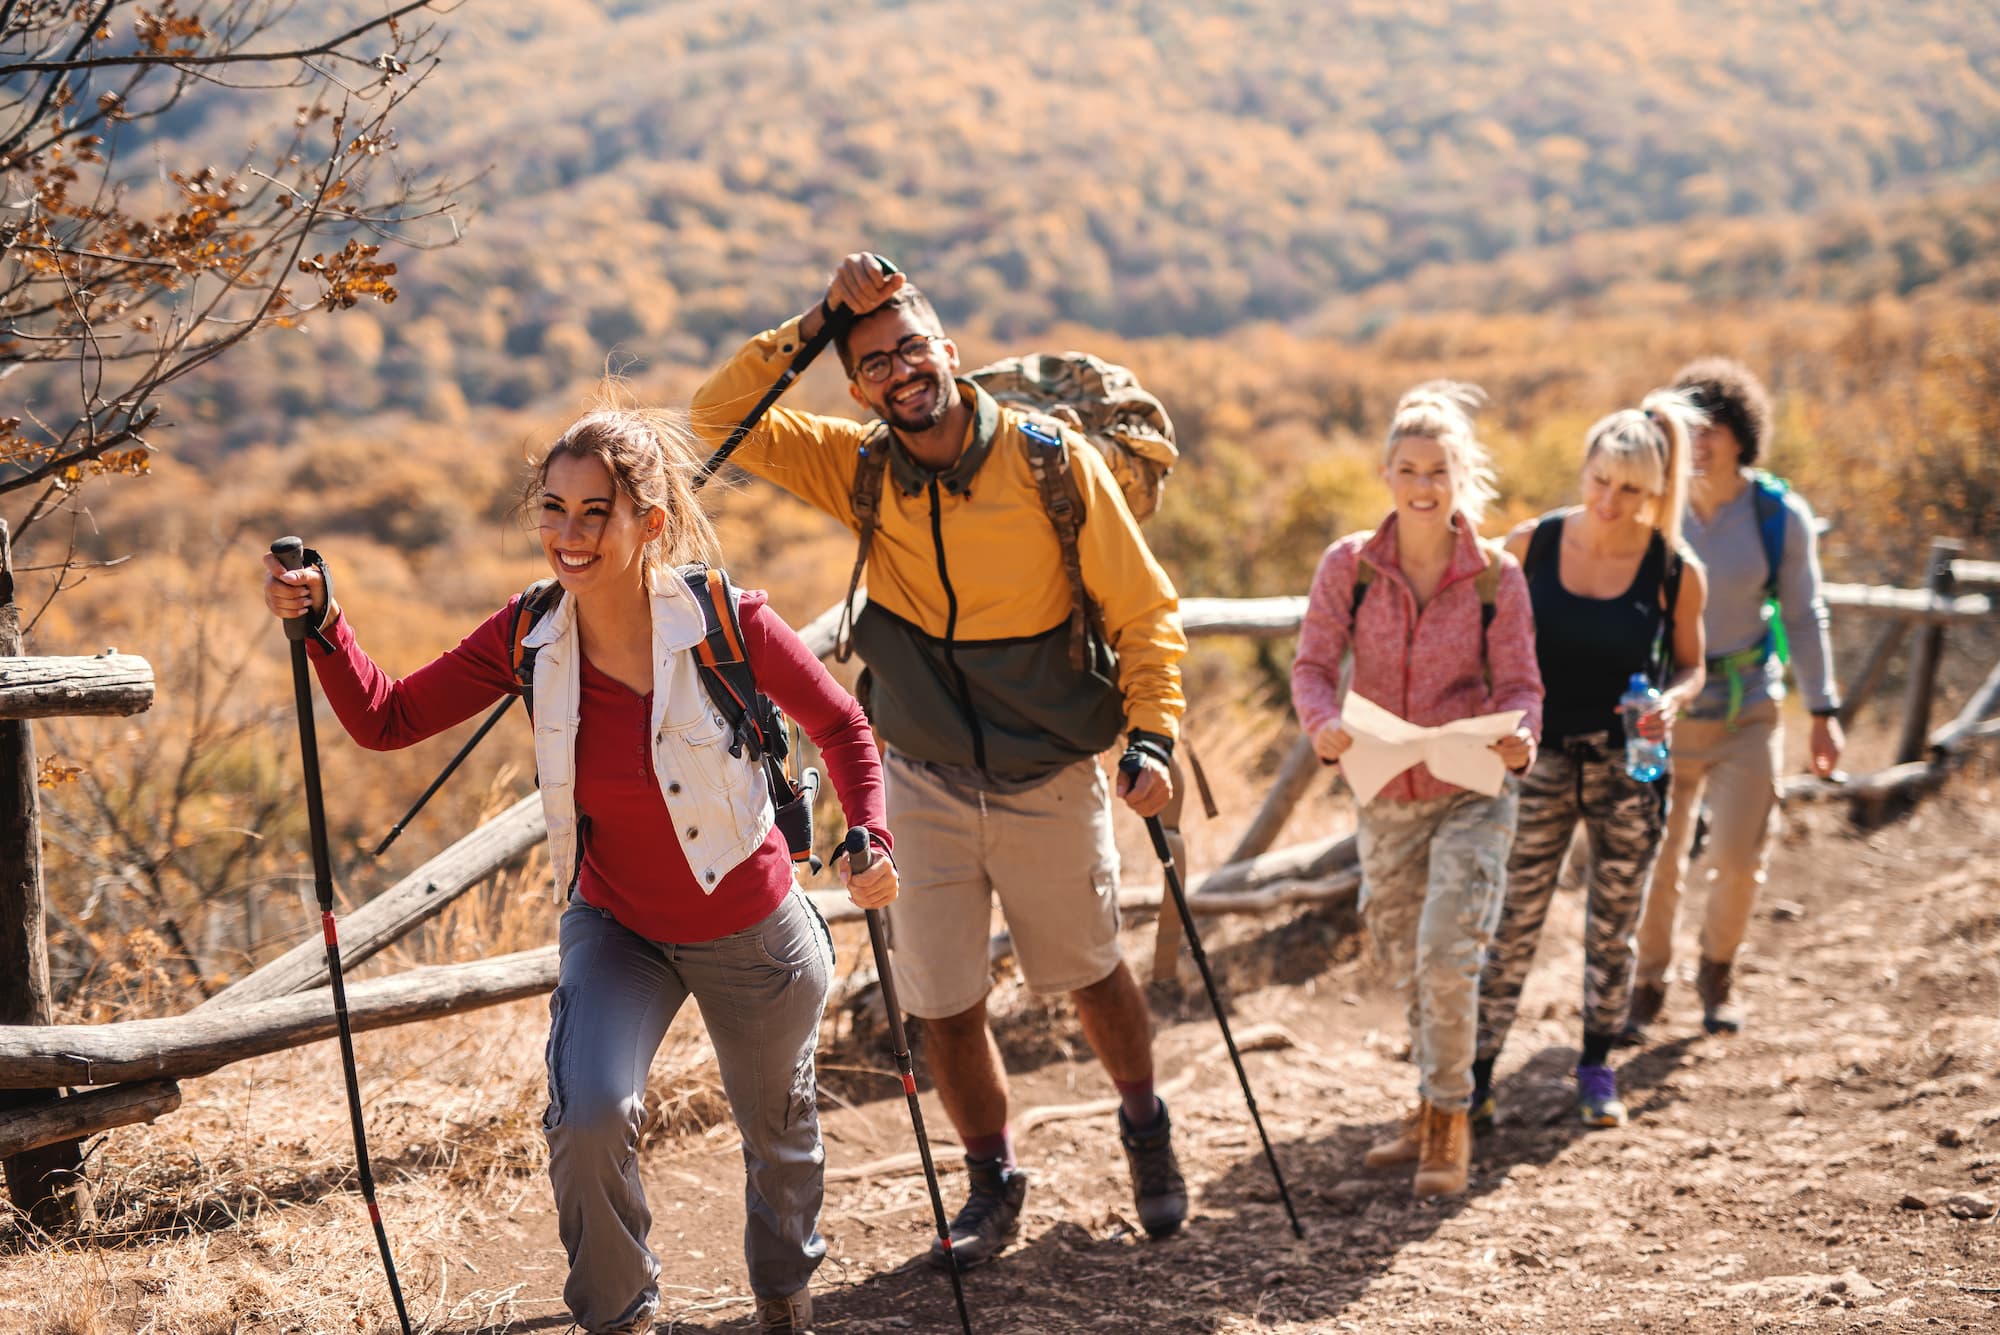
[1749, 470, 1788, 599]
[1472, 538, 1505, 629]
[836, 424, 894, 663]
[1019, 416, 1095, 671]
[683, 564, 783, 767]
[1521, 512, 1564, 579]
[509, 579, 564, 716]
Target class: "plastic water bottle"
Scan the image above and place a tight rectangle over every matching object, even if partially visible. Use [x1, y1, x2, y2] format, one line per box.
[1620, 673, 1669, 782]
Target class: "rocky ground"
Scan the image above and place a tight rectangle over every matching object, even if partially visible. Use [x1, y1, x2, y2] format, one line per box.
[5, 778, 1998, 1333]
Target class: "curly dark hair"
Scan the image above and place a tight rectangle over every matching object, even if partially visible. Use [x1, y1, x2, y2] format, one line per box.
[833, 285, 945, 376]
[1670, 356, 1772, 467]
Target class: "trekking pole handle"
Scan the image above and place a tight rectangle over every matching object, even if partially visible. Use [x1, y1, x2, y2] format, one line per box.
[843, 826, 874, 875]
[271, 536, 310, 643]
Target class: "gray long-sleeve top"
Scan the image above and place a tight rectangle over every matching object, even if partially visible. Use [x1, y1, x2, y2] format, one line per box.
[1683, 479, 1840, 720]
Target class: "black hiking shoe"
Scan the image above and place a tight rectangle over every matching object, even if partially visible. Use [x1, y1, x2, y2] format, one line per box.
[1469, 1085, 1496, 1137]
[928, 1156, 1028, 1272]
[1119, 1099, 1188, 1238]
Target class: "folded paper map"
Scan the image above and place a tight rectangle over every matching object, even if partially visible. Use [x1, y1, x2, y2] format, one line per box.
[1338, 691, 1524, 805]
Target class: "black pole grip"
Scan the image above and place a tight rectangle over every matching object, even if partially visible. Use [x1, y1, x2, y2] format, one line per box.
[271, 536, 310, 643]
[843, 825, 874, 874]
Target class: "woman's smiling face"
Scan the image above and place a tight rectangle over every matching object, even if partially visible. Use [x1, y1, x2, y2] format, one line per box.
[537, 451, 660, 593]
[1383, 434, 1457, 529]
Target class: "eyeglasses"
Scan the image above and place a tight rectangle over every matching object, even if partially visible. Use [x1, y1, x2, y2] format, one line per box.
[852, 334, 943, 384]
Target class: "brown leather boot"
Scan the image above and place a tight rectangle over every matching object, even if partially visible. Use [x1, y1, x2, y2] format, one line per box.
[1696, 957, 1743, 1034]
[1363, 1101, 1427, 1170]
[1413, 1102, 1470, 1199]
[1620, 980, 1667, 1044]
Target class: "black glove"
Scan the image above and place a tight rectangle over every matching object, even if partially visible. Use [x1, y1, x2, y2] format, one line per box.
[1121, 729, 1173, 775]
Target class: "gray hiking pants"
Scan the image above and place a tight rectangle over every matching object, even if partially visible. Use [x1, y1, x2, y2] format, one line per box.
[544, 891, 834, 1333]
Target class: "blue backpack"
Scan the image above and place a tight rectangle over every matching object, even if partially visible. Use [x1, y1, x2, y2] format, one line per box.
[1748, 471, 1790, 666]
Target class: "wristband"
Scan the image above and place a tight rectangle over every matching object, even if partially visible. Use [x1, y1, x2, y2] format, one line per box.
[1808, 706, 1841, 719]
[1123, 730, 1174, 772]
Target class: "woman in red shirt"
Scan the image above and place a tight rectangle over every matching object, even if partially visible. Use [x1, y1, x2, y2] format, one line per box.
[263, 407, 895, 1335]
[1291, 381, 1543, 1199]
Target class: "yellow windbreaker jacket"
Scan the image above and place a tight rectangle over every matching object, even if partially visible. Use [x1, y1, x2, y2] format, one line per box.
[691, 315, 1187, 782]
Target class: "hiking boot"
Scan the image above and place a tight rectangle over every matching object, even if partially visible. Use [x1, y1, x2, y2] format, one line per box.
[1412, 1103, 1470, 1199]
[928, 1156, 1028, 1272]
[1617, 980, 1667, 1046]
[1119, 1099, 1189, 1238]
[1696, 958, 1743, 1035]
[1363, 1101, 1427, 1170]
[755, 1287, 812, 1334]
[1575, 1065, 1627, 1128]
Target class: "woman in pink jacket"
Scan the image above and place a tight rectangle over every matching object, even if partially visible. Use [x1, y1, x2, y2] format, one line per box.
[1291, 382, 1543, 1198]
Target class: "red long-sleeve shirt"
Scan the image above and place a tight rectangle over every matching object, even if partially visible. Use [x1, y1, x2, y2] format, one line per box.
[309, 588, 888, 943]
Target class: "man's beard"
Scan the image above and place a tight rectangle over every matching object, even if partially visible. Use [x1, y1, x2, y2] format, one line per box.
[882, 369, 953, 433]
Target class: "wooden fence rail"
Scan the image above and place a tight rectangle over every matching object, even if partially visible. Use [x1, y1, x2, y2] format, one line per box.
[3, 557, 1997, 1201]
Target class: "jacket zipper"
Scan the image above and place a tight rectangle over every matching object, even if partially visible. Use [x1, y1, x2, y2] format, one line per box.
[927, 478, 987, 774]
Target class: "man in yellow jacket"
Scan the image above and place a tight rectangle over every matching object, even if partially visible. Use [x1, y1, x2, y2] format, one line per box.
[693, 254, 1190, 1269]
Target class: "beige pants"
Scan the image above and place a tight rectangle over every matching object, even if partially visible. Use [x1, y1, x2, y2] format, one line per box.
[1636, 699, 1781, 988]
[881, 750, 1123, 1019]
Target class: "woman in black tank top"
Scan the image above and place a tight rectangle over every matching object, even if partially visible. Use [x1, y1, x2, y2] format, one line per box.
[1471, 394, 1708, 1137]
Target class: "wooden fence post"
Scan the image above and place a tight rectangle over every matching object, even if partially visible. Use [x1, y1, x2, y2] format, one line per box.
[0, 521, 92, 1229]
[1895, 538, 1964, 765]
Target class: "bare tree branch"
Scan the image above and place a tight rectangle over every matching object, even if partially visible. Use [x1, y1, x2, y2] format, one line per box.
[0, 1, 438, 76]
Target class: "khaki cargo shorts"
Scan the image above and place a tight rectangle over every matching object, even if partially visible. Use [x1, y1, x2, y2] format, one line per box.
[882, 749, 1123, 1019]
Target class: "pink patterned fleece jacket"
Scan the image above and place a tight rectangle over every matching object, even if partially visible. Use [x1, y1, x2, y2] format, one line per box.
[1291, 514, 1545, 803]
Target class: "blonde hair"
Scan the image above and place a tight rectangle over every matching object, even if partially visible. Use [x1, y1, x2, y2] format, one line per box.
[1384, 379, 1498, 526]
[1581, 389, 1702, 548]
[521, 402, 722, 583]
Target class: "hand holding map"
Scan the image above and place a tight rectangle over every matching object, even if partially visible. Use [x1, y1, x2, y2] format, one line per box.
[1336, 691, 1525, 805]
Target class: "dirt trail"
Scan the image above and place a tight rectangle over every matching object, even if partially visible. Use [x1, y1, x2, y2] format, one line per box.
[6, 785, 1998, 1333]
[438, 790, 2000, 1334]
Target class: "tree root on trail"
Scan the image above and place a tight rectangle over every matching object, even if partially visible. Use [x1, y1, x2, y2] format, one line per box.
[824, 1022, 1302, 1183]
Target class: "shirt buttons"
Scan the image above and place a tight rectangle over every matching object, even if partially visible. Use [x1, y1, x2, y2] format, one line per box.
[686, 827, 699, 839]
[704, 870, 716, 884]
[668, 781, 682, 794]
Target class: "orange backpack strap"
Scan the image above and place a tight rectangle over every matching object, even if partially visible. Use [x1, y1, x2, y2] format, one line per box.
[508, 579, 564, 715]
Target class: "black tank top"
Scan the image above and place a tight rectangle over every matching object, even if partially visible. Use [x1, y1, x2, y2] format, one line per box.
[1525, 513, 1676, 744]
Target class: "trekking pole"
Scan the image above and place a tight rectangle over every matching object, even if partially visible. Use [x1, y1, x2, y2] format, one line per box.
[1118, 755, 1304, 1239]
[376, 257, 902, 856]
[845, 828, 975, 1334]
[697, 256, 900, 483]
[271, 536, 416, 1335]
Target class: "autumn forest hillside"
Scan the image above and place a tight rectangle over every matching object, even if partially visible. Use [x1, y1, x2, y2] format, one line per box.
[12, 0, 2000, 1015]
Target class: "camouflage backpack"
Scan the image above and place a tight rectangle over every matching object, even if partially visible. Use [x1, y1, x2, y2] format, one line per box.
[969, 351, 1178, 521]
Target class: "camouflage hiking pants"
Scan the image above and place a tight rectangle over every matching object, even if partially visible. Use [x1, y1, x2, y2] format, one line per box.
[1476, 736, 1667, 1064]
[1356, 784, 1518, 1112]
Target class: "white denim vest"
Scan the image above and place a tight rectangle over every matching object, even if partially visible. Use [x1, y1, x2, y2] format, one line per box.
[520, 574, 776, 902]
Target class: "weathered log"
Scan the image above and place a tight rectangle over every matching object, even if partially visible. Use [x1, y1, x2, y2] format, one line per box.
[1838, 620, 1909, 729]
[1, 948, 558, 1089]
[1895, 540, 1965, 764]
[1822, 579, 1987, 623]
[1221, 733, 1322, 867]
[1948, 558, 2000, 592]
[1929, 654, 2000, 754]
[808, 832, 1357, 927]
[200, 794, 546, 1010]
[1179, 596, 1311, 639]
[0, 1081, 181, 1160]
[0, 520, 88, 1226]
[1116, 870, 1361, 920]
[0, 653, 154, 720]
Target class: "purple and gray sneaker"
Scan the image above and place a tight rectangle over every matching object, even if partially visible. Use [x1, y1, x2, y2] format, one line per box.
[1575, 1064, 1627, 1128]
